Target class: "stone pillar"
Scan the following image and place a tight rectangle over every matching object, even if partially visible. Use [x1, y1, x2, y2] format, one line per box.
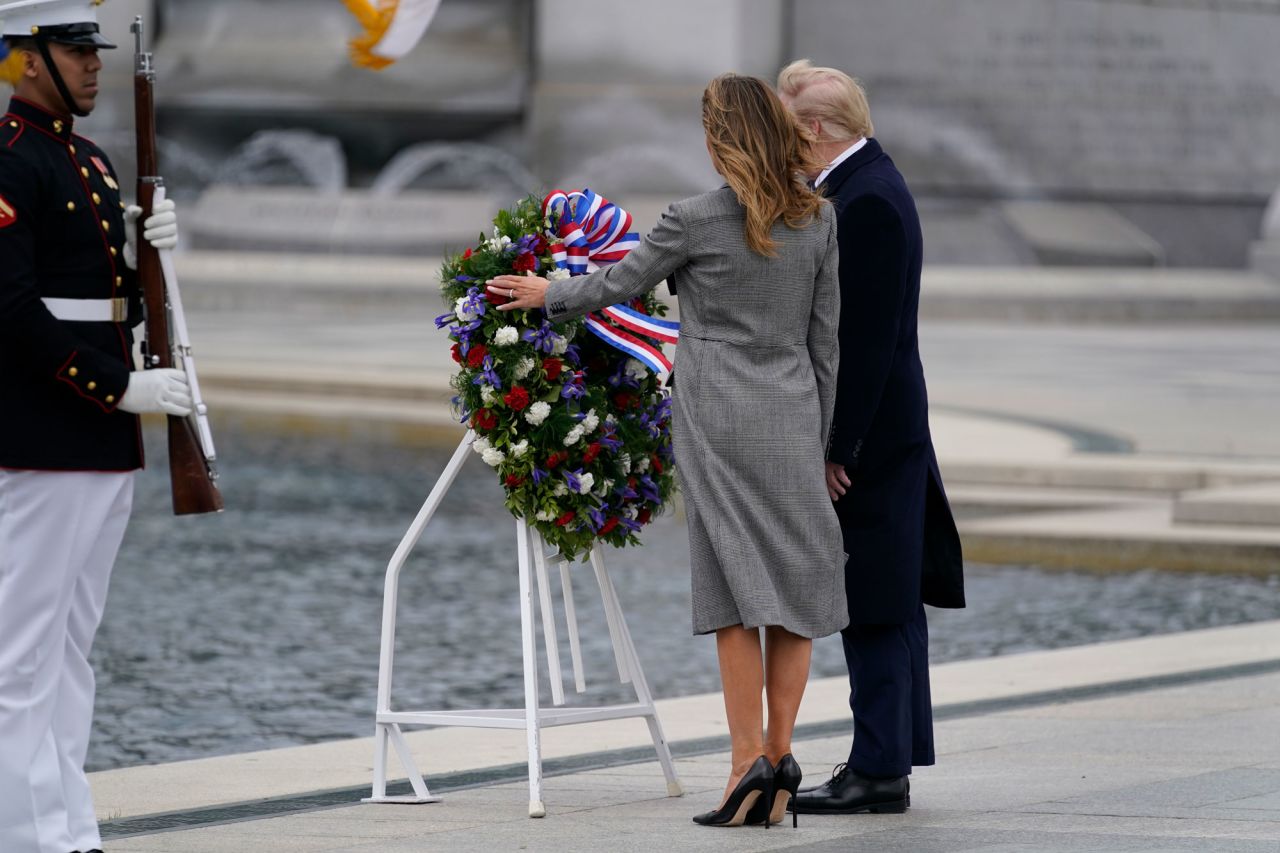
[531, 0, 786, 194]
[1252, 187, 1280, 281]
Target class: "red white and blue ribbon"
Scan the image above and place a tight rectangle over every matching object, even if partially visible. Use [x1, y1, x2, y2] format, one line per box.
[542, 189, 679, 378]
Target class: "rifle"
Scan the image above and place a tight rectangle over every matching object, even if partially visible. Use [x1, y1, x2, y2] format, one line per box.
[133, 16, 223, 516]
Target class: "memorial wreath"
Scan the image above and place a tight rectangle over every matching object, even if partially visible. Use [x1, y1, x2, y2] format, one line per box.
[436, 190, 679, 559]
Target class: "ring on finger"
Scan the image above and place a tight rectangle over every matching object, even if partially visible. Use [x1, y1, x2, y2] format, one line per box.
[509, 288, 515, 298]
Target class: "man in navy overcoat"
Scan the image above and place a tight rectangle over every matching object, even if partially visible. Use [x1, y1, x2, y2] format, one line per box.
[779, 59, 966, 815]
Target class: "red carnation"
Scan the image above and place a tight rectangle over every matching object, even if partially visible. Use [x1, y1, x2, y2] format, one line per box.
[466, 344, 489, 369]
[504, 474, 526, 488]
[504, 386, 531, 411]
[555, 510, 576, 527]
[598, 517, 620, 536]
[485, 289, 510, 305]
[582, 442, 602, 464]
[637, 507, 652, 525]
[613, 391, 637, 410]
[472, 408, 497, 431]
[545, 450, 568, 469]
[463, 248, 473, 259]
[543, 358, 563, 381]
[450, 342, 463, 364]
[652, 455, 664, 475]
[513, 252, 537, 272]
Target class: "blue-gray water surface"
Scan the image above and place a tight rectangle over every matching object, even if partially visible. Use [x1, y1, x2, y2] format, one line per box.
[89, 426, 1280, 772]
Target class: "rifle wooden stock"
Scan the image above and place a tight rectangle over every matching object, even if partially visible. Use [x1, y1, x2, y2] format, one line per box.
[135, 35, 223, 516]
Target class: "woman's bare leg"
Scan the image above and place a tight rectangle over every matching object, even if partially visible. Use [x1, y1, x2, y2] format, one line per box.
[715, 625, 765, 801]
[763, 626, 812, 764]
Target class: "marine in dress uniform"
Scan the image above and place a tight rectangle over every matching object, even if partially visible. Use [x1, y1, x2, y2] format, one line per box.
[0, 3, 190, 851]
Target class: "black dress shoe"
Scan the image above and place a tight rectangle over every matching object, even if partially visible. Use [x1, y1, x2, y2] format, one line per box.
[790, 762, 909, 814]
[692, 755, 775, 827]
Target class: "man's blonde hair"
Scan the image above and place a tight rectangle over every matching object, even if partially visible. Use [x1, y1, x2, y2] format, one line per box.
[776, 59, 873, 142]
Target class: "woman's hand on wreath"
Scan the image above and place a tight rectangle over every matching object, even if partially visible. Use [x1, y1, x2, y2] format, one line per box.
[487, 272, 549, 311]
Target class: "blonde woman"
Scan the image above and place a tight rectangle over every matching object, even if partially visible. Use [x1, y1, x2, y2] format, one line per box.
[489, 74, 846, 828]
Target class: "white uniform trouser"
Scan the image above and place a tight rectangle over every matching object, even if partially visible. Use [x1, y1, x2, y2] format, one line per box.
[0, 470, 134, 853]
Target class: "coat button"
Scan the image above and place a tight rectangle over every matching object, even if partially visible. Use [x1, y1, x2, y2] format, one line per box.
[7, 121, 16, 128]
[88, 381, 97, 391]
[69, 367, 79, 377]
[110, 246, 118, 256]
[92, 193, 101, 204]
[68, 144, 76, 154]
[81, 167, 90, 178]
[101, 220, 110, 231]
[67, 201, 76, 211]
[105, 395, 115, 404]
[115, 276, 123, 287]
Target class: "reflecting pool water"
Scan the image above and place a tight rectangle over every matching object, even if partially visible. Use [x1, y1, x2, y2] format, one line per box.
[88, 426, 1280, 771]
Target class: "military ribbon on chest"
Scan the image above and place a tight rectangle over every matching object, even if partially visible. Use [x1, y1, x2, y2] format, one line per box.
[541, 189, 680, 378]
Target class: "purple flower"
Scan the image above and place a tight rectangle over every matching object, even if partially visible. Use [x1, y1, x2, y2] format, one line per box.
[614, 481, 639, 501]
[455, 274, 475, 283]
[472, 356, 502, 389]
[521, 323, 562, 355]
[564, 344, 582, 366]
[619, 517, 642, 533]
[639, 475, 661, 503]
[532, 467, 549, 485]
[563, 468, 583, 494]
[434, 312, 456, 329]
[599, 428, 623, 452]
[589, 505, 607, 531]
[560, 371, 587, 400]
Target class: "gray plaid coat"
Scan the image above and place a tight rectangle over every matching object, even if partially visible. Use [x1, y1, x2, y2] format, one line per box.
[546, 187, 848, 638]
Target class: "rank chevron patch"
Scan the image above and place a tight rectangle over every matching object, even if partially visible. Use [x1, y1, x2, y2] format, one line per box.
[0, 194, 16, 229]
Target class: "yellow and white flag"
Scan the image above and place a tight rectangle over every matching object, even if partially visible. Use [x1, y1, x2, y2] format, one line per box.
[343, 0, 442, 70]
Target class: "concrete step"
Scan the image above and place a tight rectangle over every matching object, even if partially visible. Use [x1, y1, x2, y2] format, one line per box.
[943, 454, 1280, 494]
[1174, 481, 1280, 528]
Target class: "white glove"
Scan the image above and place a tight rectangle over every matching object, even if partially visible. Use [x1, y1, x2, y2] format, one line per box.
[123, 199, 179, 270]
[119, 368, 193, 417]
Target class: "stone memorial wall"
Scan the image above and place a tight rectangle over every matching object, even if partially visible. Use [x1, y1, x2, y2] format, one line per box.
[792, 0, 1280, 200]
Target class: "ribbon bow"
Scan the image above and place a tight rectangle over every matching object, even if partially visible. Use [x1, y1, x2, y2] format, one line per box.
[542, 189, 680, 378]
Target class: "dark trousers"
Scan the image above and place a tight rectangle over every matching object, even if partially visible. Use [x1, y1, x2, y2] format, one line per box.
[840, 601, 935, 778]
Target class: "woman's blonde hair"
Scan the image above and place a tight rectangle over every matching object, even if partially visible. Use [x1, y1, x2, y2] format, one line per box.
[702, 73, 825, 257]
[776, 59, 874, 143]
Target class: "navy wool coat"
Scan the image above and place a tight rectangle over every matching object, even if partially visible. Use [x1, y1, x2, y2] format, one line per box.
[822, 138, 965, 625]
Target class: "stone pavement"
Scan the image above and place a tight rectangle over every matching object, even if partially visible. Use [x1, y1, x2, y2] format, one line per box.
[97, 620, 1280, 851]
[166, 251, 1280, 572]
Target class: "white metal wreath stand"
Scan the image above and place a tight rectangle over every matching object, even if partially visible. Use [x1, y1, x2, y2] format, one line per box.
[364, 431, 683, 817]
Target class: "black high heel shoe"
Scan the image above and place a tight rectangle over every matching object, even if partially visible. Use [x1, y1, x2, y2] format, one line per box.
[692, 755, 775, 827]
[746, 754, 803, 827]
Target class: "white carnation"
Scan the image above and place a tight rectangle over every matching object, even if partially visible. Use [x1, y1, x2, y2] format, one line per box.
[577, 473, 595, 494]
[471, 436, 491, 455]
[600, 479, 614, 494]
[547, 268, 571, 282]
[635, 456, 651, 473]
[581, 409, 600, 434]
[480, 385, 498, 406]
[524, 401, 551, 426]
[481, 448, 506, 467]
[550, 337, 569, 356]
[455, 296, 478, 322]
[535, 509, 555, 522]
[511, 439, 530, 458]
[495, 326, 519, 346]
[552, 482, 569, 497]
[514, 357, 536, 379]
[563, 425, 584, 447]
[625, 359, 648, 381]
[618, 452, 632, 474]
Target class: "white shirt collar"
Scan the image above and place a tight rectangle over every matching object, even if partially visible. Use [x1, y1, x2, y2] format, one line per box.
[814, 138, 868, 188]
